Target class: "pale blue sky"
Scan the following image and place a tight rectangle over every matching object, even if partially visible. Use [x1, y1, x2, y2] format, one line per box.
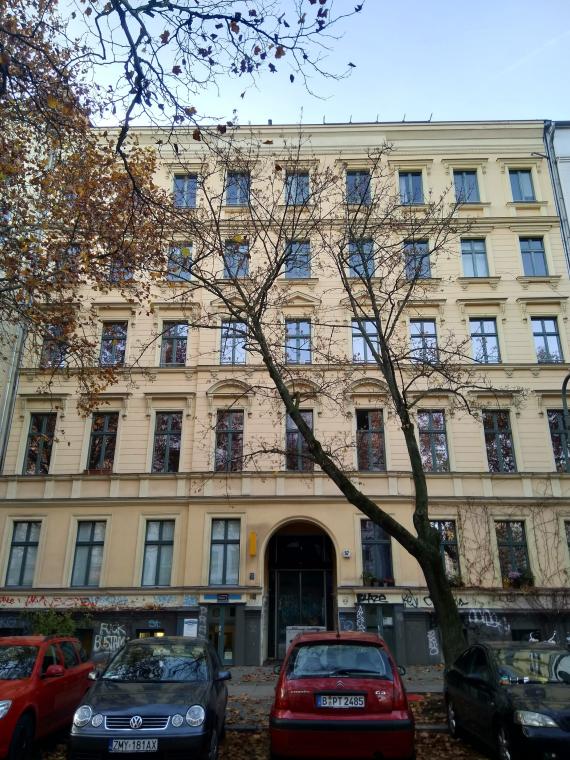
[193, 0, 570, 125]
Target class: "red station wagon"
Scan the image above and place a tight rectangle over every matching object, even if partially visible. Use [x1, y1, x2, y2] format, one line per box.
[270, 631, 415, 760]
[0, 635, 94, 760]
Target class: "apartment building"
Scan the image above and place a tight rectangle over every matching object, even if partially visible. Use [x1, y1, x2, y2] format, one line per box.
[1, 120, 569, 665]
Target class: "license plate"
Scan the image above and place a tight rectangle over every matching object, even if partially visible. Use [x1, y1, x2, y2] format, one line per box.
[109, 738, 158, 752]
[316, 695, 365, 708]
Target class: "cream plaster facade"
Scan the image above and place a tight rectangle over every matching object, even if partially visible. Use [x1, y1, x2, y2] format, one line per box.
[1, 120, 570, 664]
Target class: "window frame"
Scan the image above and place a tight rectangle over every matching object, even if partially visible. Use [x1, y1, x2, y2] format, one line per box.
[24, 412, 57, 475]
[285, 240, 311, 279]
[356, 409, 386, 472]
[547, 410, 570, 473]
[483, 410, 517, 473]
[209, 518, 241, 585]
[520, 237, 548, 277]
[509, 169, 536, 202]
[99, 322, 128, 367]
[531, 317, 563, 364]
[151, 411, 183, 473]
[5, 520, 41, 587]
[285, 171, 310, 205]
[214, 410, 244, 472]
[453, 169, 480, 203]
[404, 240, 431, 280]
[285, 319, 312, 365]
[173, 173, 197, 208]
[286, 410, 314, 472]
[352, 319, 379, 363]
[495, 519, 531, 584]
[360, 520, 394, 583]
[70, 520, 106, 587]
[223, 241, 249, 279]
[348, 239, 375, 278]
[410, 319, 438, 364]
[417, 410, 449, 473]
[220, 320, 247, 365]
[470, 318, 501, 364]
[346, 169, 371, 205]
[226, 171, 250, 207]
[87, 412, 119, 472]
[398, 171, 424, 205]
[141, 519, 175, 587]
[430, 519, 460, 578]
[167, 242, 193, 282]
[461, 239, 489, 278]
[39, 324, 67, 369]
[160, 321, 189, 367]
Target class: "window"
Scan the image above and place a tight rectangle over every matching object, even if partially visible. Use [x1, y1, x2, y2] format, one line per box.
[430, 520, 460, 578]
[223, 241, 249, 278]
[142, 520, 174, 586]
[532, 318, 563, 363]
[285, 240, 310, 279]
[285, 320, 311, 364]
[226, 171, 250, 206]
[209, 519, 240, 585]
[346, 170, 371, 205]
[87, 412, 118, 471]
[39, 324, 66, 368]
[356, 410, 385, 471]
[361, 520, 393, 584]
[173, 174, 197, 208]
[286, 411, 313, 471]
[60, 641, 79, 668]
[108, 259, 133, 284]
[352, 319, 379, 363]
[404, 240, 430, 280]
[399, 171, 423, 204]
[152, 412, 182, 473]
[418, 410, 449, 472]
[461, 239, 489, 277]
[483, 410, 516, 473]
[547, 410, 570, 473]
[215, 410, 244, 472]
[71, 521, 105, 587]
[348, 239, 374, 277]
[470, 318, 501, 364]
[160, 322, 188, 366]
[520, 238, 548, 276]
[410, 320, 438, 363]
[167, 243, 192, 282]
[285, 171, 310, 205]
[55, 244, 80, 275]
[454, 170, 480, 203]
[509, 169, 535, 202]
[24, 413, 56, 475]
[220, 321, 247, 364]
[6, 521, 40, 587]
[99, 322, 127, 366]
[495, 520, 530, 585]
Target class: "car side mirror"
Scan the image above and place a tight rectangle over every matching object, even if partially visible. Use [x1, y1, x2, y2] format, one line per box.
[88, 670, 100, 681]
[44, 664, 65, 678]
[273, 662, 282, 675]
[216, 670, 231, 682]
[398, 665, 406, 677]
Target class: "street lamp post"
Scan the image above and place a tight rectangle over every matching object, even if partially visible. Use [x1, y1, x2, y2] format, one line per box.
[562, 373, 570, 472]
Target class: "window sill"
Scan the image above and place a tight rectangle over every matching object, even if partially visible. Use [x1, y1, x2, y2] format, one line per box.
[457, 276, 500, 289]
[224, 204, 250, 211]
[279, 277, 318, 285]
[507, 201, 547, 211]
[457, 202, 490, 209]
[84, 469, 113, 476]
[516, 275, 561, 288]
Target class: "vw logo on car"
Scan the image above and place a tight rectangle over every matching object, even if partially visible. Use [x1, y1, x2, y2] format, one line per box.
[129, 715, 143, 729]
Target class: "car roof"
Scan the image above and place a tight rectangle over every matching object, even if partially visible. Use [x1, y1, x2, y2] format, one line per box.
[481, 641, 569, 652]
[291, 632, 387, 646]
[0, 635, 73, 646]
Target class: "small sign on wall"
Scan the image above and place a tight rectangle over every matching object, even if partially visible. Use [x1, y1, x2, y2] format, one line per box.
[183, 618, 198, 637]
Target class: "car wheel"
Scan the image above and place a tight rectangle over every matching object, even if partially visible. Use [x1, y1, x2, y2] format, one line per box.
[446, 698, 462, 739]
[496, 723, 517, 760]
[8, 714, 34, 760]
[207, 729, 219, 760]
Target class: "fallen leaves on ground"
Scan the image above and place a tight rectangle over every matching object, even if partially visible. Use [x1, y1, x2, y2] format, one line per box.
[410, 692, 447, 724]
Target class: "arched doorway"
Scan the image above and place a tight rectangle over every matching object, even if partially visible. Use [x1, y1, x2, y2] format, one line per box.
[266, 521, 336, 658]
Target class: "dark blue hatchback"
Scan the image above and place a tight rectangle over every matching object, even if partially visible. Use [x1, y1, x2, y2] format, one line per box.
[444, 641, 570, 760]
[67, 637, 230, 760]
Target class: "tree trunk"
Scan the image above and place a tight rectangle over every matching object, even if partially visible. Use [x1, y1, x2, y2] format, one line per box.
[419, 550, 467, 664]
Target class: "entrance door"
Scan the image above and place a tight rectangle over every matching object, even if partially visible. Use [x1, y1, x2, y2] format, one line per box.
[207, 605, 236, 665]
[267, 526, 335, 658]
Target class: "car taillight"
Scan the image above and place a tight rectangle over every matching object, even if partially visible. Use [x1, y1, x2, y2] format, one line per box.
[391, 676, 409, 712]
[274, 684, 290, 710]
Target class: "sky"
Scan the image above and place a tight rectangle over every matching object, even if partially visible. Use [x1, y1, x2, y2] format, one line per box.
[191, 0, 570, 126]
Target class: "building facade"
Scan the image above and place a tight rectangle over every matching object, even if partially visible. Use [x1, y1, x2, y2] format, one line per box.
[1, 120, 570, 665]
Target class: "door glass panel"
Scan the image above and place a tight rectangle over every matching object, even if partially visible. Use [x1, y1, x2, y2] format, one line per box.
[300, 571, 325, 626]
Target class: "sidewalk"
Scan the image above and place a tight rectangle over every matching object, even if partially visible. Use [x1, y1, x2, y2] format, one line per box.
[226, 664, 444, 730]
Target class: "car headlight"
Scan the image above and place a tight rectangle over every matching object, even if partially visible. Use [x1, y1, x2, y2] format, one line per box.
[514, 710, 558, 728]
[172, 714, 184, 727]
[186, 705, 205, 727]
[91, 713, 104, 728]
[73, 705, 93, 727]
[0, 701, 11, 719]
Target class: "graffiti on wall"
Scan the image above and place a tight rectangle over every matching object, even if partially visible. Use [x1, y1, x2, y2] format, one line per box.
[93, 622, 127, 653]
[356, 605, 366, 632]
[0, 593, 200, 611]
[465, 608, 511, 635]
[427, 628, 440, 657]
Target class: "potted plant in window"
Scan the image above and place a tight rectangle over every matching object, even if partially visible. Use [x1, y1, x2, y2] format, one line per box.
[504, 569, 534, 589]
[362, 571, 377, 587]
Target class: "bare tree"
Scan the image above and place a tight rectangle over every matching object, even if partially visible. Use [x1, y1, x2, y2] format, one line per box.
[137, 127, 509, 663]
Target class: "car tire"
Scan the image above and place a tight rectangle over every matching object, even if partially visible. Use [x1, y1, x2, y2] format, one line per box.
[495, 723, 517, 760]
[8, 714, 34, 760]
[207, 729, 219, 760]
[446, 697, 462, 739]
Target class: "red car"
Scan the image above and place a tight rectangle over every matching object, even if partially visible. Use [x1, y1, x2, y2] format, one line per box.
[270, 631, 415, 760]
[0, 635, 94, 760]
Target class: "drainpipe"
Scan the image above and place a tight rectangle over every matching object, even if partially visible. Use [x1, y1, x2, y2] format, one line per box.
[543, 120, 570, 276]
[0, 325, 25, 473]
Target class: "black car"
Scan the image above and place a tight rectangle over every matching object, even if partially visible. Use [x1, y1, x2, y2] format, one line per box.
[68, 637, 230, 760]
[444, 641, 570, 760]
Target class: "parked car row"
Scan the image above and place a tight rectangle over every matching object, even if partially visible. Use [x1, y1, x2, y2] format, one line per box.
[2, 631, 570, 760]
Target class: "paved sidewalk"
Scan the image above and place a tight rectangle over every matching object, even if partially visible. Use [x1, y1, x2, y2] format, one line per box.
[226, 664, 445, 730]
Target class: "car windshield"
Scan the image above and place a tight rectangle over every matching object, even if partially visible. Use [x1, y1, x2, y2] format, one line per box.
[102, 643, 209, 683]
[0, 645, 38, 680]
[287, 643, 393, 680]
[494, 648, 570, 684]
